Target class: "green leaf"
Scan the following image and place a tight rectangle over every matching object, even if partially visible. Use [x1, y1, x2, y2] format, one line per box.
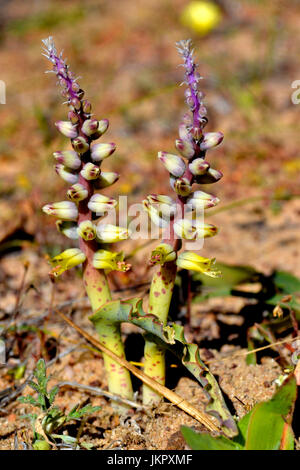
[181, 426, 241, 450]
[51, 434, 77, 445]
[192, 262, 257, 288]
[272, 271, 300, 294]
[37, 393, 47, 411]
[18, 395, 40, 407]
[27, 380, 41, 394]
[233, 410, 252, 447]
[90, 298, 237, 437]
[67, 404, 100, 420]
[245, 374, 296, 450]
[34, 359, 49, 394]
[49, 385, 59, 405]
[182, 375, 297, 451]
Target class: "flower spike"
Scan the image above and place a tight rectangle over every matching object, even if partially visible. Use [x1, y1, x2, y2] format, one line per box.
[42, 37, 134, 409]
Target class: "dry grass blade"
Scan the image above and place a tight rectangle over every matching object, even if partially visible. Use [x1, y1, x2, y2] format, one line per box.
[58, 381, 146, 410]
[205, 334, 300, 364]
[55, 309, 220, 433]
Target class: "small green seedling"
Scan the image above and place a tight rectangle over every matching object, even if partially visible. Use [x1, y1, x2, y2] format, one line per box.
[18, 359, 100, 450]
[181, 374, 297, 450]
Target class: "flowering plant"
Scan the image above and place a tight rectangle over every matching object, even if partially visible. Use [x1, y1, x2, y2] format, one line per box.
[41, 37, 236, 434]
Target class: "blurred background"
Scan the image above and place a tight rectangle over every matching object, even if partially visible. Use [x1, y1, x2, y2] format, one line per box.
[0, 0, 300, 311]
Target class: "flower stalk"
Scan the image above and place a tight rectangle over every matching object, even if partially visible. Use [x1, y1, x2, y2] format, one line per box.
[142, 39, 223, 405]
[41, 37, 133, 411]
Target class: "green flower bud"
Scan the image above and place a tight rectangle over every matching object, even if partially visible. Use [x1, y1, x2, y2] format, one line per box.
[176, 252, 221, 278]
[91, 143, 116, 162]
[56, 220, 79, 239]
[68, 110, 79, 124]
[95, 171, 119, 189]
[174, 177, 192, 196]
[175, 139, 195, 159]
[158, 152, 186, 177]
[55, 121, 78, 138]
[88, 194, 117, 213]
[200, 132, 223, 151]
[43, 201, 78, 220]
[96, 224, 131, 243]
[77, 220, 97, 241]
[53, 150, 81, 170]
[188, 158, 210, 176]
[72, 136, 89, 154]
[49, 248, 86, 277]
[93, 249, 130, 272]
[80, 162, 100, 180]
[55, 164, 78, 184]
[150, 243, 176, 265]
[82, 100, 92, 114]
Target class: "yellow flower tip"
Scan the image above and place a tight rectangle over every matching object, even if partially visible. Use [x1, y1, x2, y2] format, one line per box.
[181, 1, 222, 36]
[93, 249, 129, 272]
[49, 248, 86, 277]
[77, 220, 96, 241]
[150, 243, 176, 265]
[96, 224, 131, 243]
[176, 251, 221, 277]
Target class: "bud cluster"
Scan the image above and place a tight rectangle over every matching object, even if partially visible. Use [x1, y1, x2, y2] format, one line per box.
[144, 39, 222, 277]
[41, 37, 129, 277]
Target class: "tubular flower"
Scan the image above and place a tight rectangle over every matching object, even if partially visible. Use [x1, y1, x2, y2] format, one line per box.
[49, 248, 86, 277]
[77, 220, 97, 241]
[158, 152, 186, 177]
[143, 200, 170, 228]
[66, 184, 88, 202]
[87, 194, 118, 214]
[150, 243, 176, 265]
[53, 150, 81, 170]
[186, 190, 220, 210]
[93, 249, 130, 272]
[55, 164, 78, 184]
[96, 224, 131, 243]
[80, 162, 100, 180]
[42, 201, 78, 221]
[55, 121, 78, 138]
[143, 194, 176, 228]
[176, 252, 221, 278]
[91, 143, 116, 162]
[96, 172, 119, 189]
[56, 220, 79, 239]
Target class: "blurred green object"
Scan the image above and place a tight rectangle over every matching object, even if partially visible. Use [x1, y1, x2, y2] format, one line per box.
[191, 263, 300, 317]
[181, 1, 222, 36]
[182, 374, 297, 450]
